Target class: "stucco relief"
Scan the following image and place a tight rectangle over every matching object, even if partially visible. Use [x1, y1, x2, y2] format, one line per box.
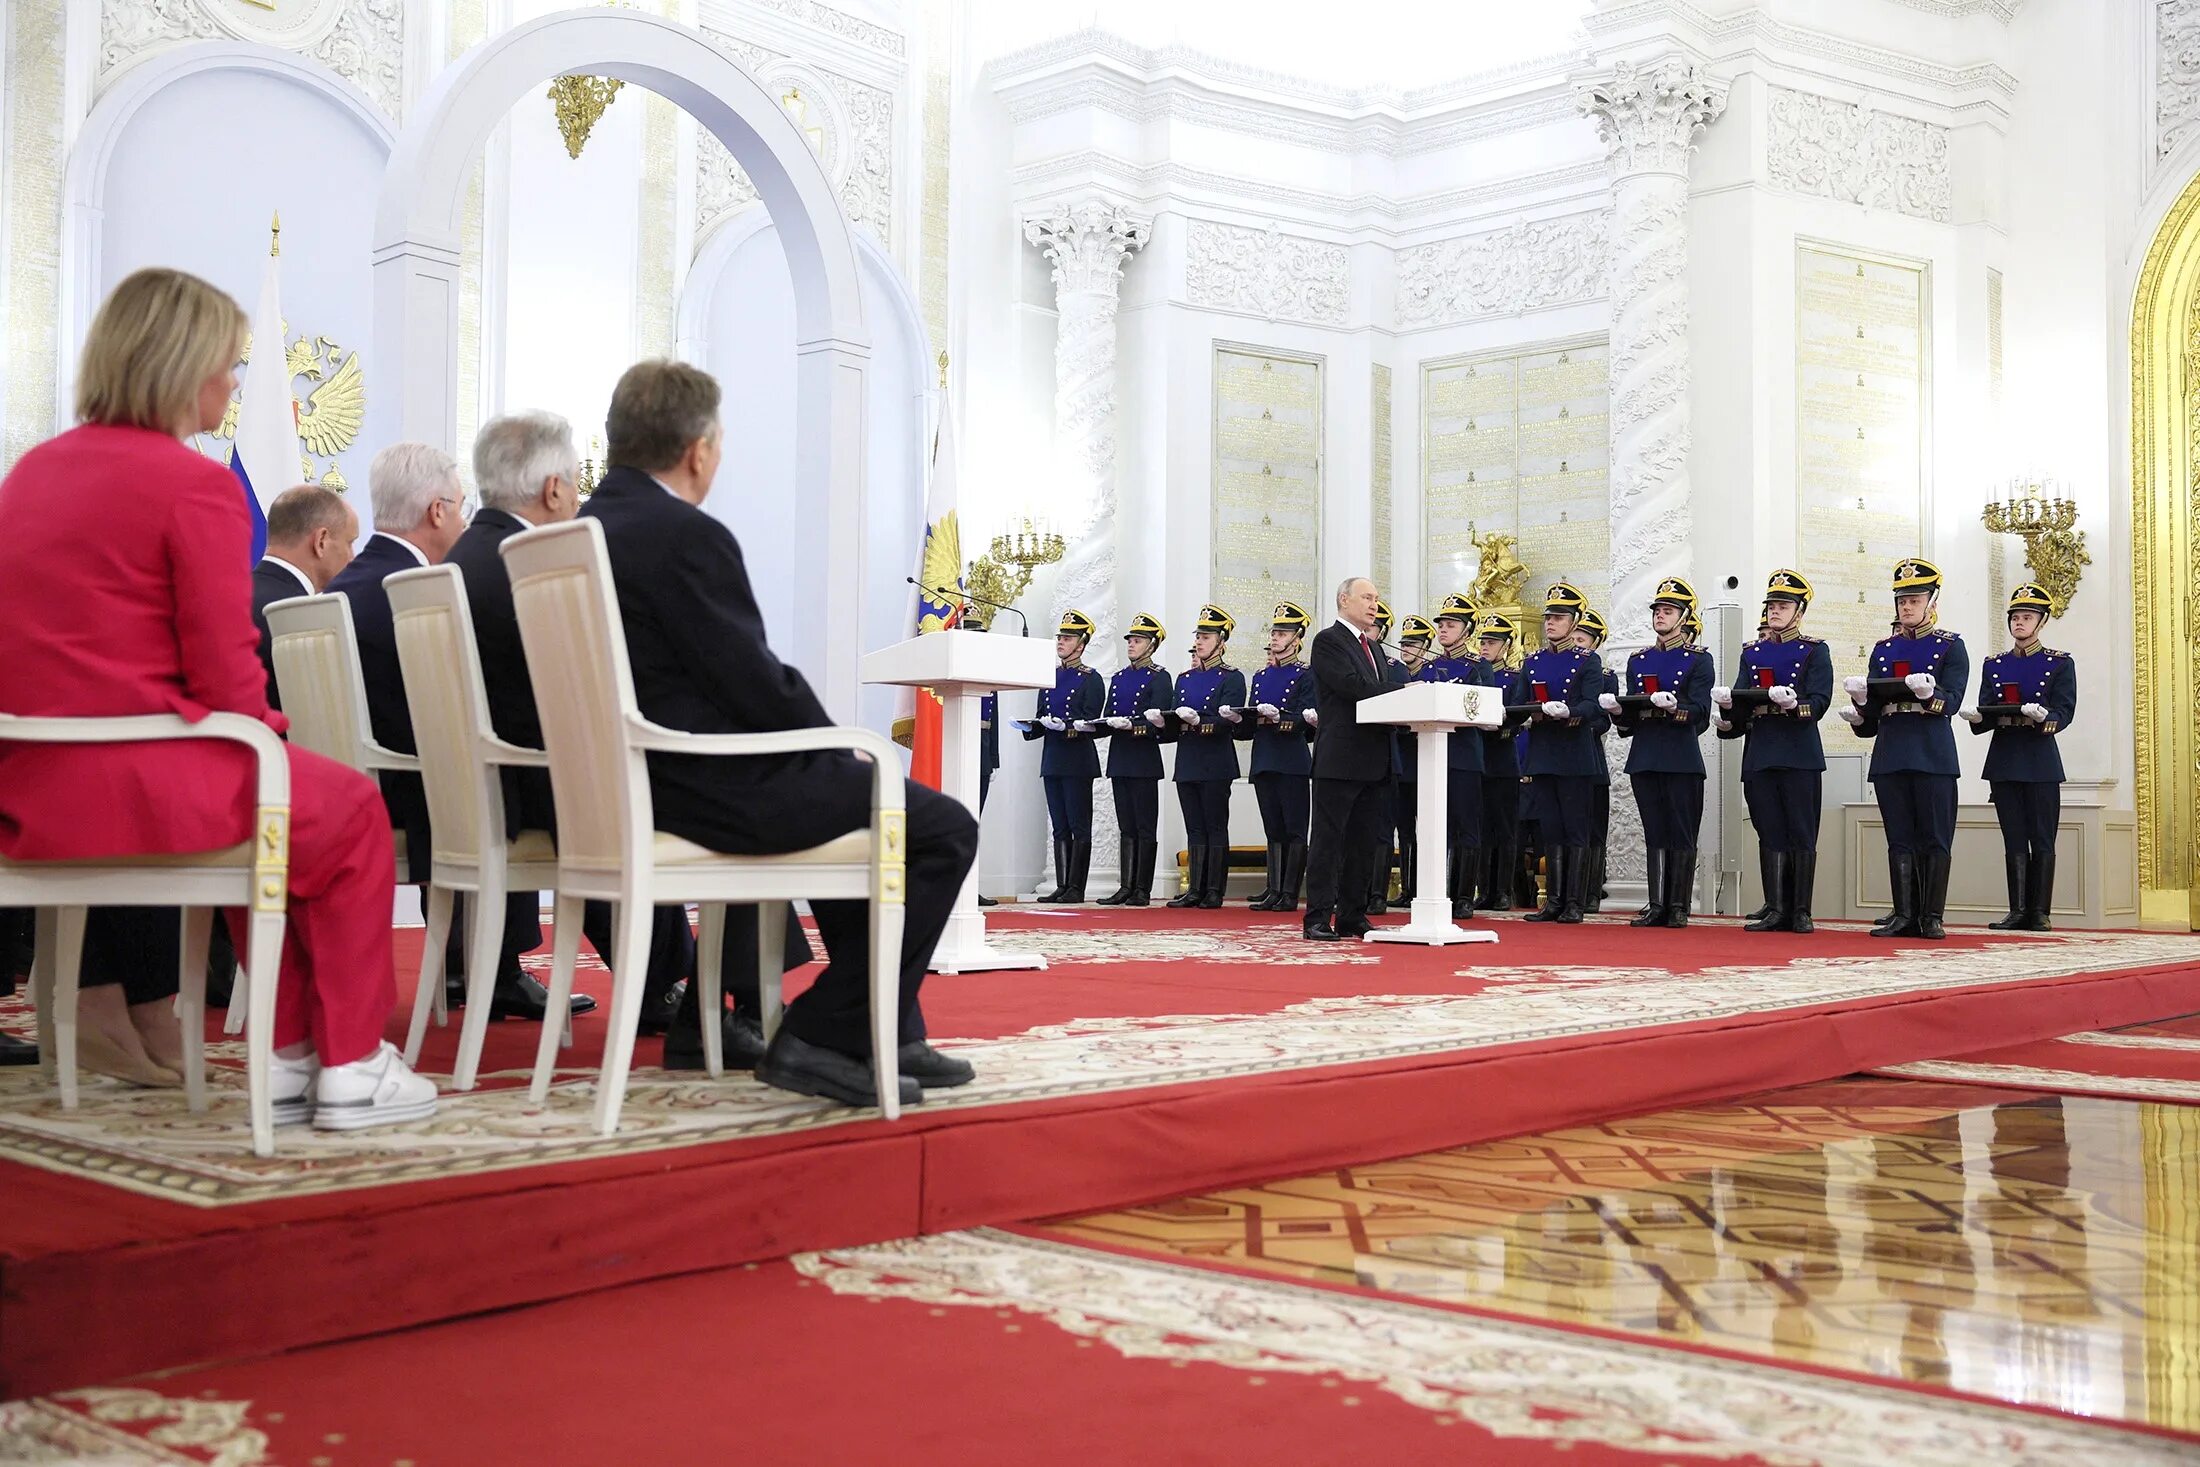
[1182, 220, 1349, 326]
[98, 0, 400, 115]
[2161, 1, 2200, 162]
[1764, 86, 1951, 223]
[693, 34, 894, 245]
[1395, 212, 1609, 328]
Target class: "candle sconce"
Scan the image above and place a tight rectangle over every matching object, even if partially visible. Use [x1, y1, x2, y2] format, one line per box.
[1982, 477, 2088, 615]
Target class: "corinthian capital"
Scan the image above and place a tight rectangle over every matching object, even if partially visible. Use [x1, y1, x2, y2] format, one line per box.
[1022, 200, 1152, 299]
[1575, 58, 1728, 177]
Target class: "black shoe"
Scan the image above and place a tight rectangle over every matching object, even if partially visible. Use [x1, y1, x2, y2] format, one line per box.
[0, 1031, 37, 1066]
[2024, 849, 2055, 931]
[1631, 849, 1670, 928]
[491, 971, 599, 1021]
[756, 1031, 921, 1109]
[663, 1011, 768, 1071]
[1663, 848, 1696, 929]
[1745, 851, 1793, 933]
[637, 978, 688, 1037]
[1987, 852, 2028, 930]
[976, 894, 998, 908]
[897, 1040, 976, 1089]
[1916, 850, 1951, 940]
[1302, 920, 1343, 942]
[1789, 851, 1817, 935]
[1871, 852, 1919, 938]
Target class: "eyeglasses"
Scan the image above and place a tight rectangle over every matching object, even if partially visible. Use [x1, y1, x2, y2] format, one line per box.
[437, 494, 477, 523]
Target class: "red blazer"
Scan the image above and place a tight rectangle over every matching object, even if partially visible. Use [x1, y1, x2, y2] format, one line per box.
[0, 424, 290, 860]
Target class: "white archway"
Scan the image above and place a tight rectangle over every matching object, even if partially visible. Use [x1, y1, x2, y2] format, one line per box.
[57, 41, 395, 421]
[374, 8, 871, 716]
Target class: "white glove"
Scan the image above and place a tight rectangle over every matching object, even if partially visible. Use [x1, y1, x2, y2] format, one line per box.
[1711, 685, 1733, 708]
[1960, 709, 1983, 724]
[1220, 707, 1243, 724]
[1071, 720, 1097, 733]
[1304, 708, 1321, 727]
[1651, 691, 1678, 711]
[1176, 706, 1201, 725]
[1540, 700, 1569, 719]
[1905, 672, 1936, 700]
[1257, 702, 1280, 720]
[1598, 692, 1620, 713]
[1768, 685, 1798, 710]
[1040, 716, 1066, 731]
[1106, 716, 1132, 730]
[1011, 720, 1033, 733]
[1837, 705, 1863, 726]
[2023, 702, 2049, 723]
[1844, 674, 1867, 702]
[1142, 709, 1166, 728]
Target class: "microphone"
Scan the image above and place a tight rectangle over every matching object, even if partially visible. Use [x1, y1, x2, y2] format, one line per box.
[907, 577, 1029, 637]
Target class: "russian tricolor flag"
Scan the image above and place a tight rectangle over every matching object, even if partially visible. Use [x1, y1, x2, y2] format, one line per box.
[229, 233, 295, 563]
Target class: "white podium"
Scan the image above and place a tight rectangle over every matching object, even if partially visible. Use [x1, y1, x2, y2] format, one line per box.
[1358, 682, 1505, 946]
[862, 629, 1059, 973]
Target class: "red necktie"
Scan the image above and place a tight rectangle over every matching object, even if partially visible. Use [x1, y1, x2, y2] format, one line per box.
[1362, 635, 1379, 672]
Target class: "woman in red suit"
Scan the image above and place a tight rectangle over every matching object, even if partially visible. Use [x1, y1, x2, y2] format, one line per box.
[0, 267, 434, 1130]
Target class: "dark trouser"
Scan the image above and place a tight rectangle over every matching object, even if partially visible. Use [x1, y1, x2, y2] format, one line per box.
[666, 776, 976, 1057]
[1113, 776, 1162, 839]
[1378, 778, 1409, 901]
[451, 891, 701, 1009]
[1480, 775, 1518, 856]
[1529, 775, 1593, 848]
[1178, 779, 1232, 845]
[1252, 772, 1311, 844]
[1042, 775, 1094, 840]
[1990, 781, 2060, 857]
[979, 763, 993, 811]
[74, 908, 189, 1005]
[1308, 776, 1386, 926]
[1444, 774, 1482, 851]
[1630, 771, 1705, 849]
[1874, 771, 1958, 856]
[1752, 768, 1823, 852]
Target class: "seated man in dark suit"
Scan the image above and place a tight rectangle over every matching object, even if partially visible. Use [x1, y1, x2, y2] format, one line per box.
[455, 410, 806, 1066]
[252, 483, 357, 708]
[329, 442, 592, 1025]
[581, 360, 980, 1108]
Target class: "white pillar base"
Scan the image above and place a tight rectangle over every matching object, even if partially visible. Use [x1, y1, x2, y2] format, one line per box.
[1365, 896, 1502, 946]
[930, 908, 1048, 974]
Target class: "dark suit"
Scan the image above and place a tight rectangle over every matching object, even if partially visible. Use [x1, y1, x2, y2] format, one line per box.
[250, 557, 313, 709]
[580, 467, 976, 1054]
[1305, 621, 1396, 929]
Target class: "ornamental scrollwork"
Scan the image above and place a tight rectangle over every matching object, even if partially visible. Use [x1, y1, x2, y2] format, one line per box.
[1764, 87, 1951, 223]
[1396, 211, 1609, 328]
[1182, 220, 1350, 326]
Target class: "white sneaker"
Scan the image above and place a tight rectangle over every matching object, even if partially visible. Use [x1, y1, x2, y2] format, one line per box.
[270, 1049, 320, 1126]
[311, 1042, 438, 1131]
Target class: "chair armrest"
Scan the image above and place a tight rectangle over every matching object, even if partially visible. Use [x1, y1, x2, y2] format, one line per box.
[624, 716, 906, 812]
[480, 736, 549, 769]
[0, 711, 291, 808]
[362, 741, 421, 775]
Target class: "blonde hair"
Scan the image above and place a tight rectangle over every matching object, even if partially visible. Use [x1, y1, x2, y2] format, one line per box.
[74, 267, 248, 435]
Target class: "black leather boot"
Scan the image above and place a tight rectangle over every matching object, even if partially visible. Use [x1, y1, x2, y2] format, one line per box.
[1248, 843, 1283, 910]
[1367, 843, 1391, 914]
[1788, 850, 1817, 935]
[1916, 850, 1950, 939]
[1631, 849, 1669, 927]
[1745, 852, 1793, 932]
[1274, 843, 1306, 913]
[1523, 847, 1565, 922]
[1476, 845, 1512, 912]
[1400, 839, 1419, 904]
[1198, 844, 1229, 908]
[1554, 845, 1588, 923]
[1057, 837, 1091, 903]
[1449, 845, 1475, 919]
[1745, 845, 1776, 923]
[1987, 853, 2028, 930]
[2025, 849, 2055, 931]
[1166, 846, 1203, 908]
[1042, 838, 1073, 902]
[1516, 849, 1543, 911]
[1125, 839, 1158, 907]
[1584, 842, 1607, 915]
[1095, 835, 1136, 906]
[1664, 848, 1696, 929]
[1872, 852, 1919, 938]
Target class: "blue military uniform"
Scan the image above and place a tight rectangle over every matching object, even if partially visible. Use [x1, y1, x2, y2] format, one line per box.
[1520, 583, 1606, 924]
[1166, 604, 1248, 908]
[1576, 607, 1616, 914]
[1024, 609, 1106, 902]
[1848, 558, 1970, 940]
[1611, 579, 1715, 928]
[1383, 614, 1435, 905]
[1722, 571, 1835, 932]
[1969, 583, 2077, 931]
[1091, 612, 1174, 908]
[1473, 612, 1524, 911]
[1237, 602, 1316, 912]
[1421, 594, 1491, 916]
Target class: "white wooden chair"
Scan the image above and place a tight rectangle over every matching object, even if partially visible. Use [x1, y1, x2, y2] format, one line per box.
[384, 564, 573, 1090]
[499, 517, 909, 1132]
[0, 712, 292, 1156]
[262, 593, 421, 1039]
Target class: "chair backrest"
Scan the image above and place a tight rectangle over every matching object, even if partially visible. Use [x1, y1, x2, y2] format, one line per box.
[499, 518, 650, 873]
[265, 594, 382, 772]
[385, 566, 503, 869]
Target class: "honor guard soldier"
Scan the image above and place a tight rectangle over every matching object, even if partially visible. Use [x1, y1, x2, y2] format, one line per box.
[1604, 578, 1715, 927]
[1519, 583, 1606, 923]
[1839, 558, 1969, 939]
[1235, 602, 1315, 911]
[1386, 613, 1438, 903]
[1714, 572, 1833, 932]
[1024, 608, 1106, 902]
[1472, 611, 1524, 911]
[1091, 612, 1175, 907]
[1164, 604, 1247, 908]
[1965, 584, 2076, 930]
[1422, 595, 1492, 917]
[1571, 606, 1618, 913]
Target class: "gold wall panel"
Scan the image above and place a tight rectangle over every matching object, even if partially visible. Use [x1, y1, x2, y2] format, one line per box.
[1212, 344, 1323, 635]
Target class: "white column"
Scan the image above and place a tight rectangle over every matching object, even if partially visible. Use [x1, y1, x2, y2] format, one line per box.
[1576, 58, 1727, 648]
[1022, 200, 1150, 893]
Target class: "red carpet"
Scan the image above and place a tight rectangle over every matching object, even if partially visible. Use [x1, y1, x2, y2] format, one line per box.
[5, 910, 2200, 1396]
[1873, 1011, 2200, 1101]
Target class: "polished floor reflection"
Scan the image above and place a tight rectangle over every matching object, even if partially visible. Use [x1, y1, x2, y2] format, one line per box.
[1041, 1080, 2200, 1434]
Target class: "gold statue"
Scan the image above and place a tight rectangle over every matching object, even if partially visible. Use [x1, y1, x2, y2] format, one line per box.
[1466, 525, 1530, 610]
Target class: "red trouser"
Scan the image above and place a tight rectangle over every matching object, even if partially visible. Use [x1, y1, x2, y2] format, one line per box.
[225, 746, 396, 1067]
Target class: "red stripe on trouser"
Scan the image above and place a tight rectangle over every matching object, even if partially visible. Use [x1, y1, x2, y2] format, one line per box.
[225, 746, 397, 1068]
